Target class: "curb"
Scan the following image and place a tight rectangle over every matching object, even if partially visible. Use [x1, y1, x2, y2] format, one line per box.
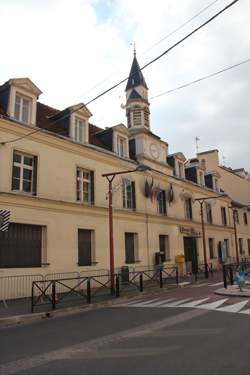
[0, 286, 180, 328]
[214, 287, 250, 298]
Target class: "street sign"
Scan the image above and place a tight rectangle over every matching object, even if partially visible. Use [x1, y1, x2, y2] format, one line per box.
[0, 210, 11, 232]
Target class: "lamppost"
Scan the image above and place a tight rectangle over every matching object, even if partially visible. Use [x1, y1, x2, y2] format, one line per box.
[195, 195, 226, 278]
[102, 164, 150, 294]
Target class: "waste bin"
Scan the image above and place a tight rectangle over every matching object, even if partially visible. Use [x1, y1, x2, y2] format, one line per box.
[120, 266, 129, 283]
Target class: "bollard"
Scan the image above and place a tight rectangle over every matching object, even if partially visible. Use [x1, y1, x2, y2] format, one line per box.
[139, 273, 143, 292]
[159, 270, 163, 288]
[175, 267, 179, 286]
[229, 267, 234, 285]
[223, 265, 227, 289]
[52, 281, 56, 309]
[87, 278, 91, 304]
[115, 275, 120, 298]
[31, 282, 34, 313]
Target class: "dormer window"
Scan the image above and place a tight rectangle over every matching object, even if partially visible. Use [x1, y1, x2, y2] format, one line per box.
[199, 171, 205, 186]
[117, 136, 126, 158]
[14, 94, 31, 124]
[178, 162, 184, 178]
[74, 117, 86, 144]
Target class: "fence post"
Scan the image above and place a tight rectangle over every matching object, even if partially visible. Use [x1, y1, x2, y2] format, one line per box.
[52, 281, 56, 310]
[175, 266, 179, 286]
[223, 265, 227, 289]
[31, 282, 34, 313]
[115, 275, 120, 298]
[87, 278, 91, 304]
[139, 273, 143, 292]
[159, 270, 163, 288]
[229, 267, 234, 285]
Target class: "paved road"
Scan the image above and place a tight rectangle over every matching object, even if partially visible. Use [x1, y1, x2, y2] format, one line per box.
[0, 282, 249, 375]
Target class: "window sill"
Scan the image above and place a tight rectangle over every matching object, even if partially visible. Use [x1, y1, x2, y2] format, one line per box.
[125, 260, 141, 264]
[77, 262, 98, 267]
[11, 190, 36, 196]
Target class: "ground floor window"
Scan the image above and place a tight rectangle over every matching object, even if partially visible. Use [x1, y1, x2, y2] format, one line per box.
[78, 229, 95, 266]
[159, 235, 170, 261]
[0, 223, 43, 268]
[239, 238, 244, 255]
[208, 238, 215, 259]
[248, 239, 250, 256]
[125, 232, 138, 264]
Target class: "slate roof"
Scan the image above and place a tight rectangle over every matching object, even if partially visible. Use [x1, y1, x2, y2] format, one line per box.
[125, 55, 148, 91]
[128, 89, 143, 100]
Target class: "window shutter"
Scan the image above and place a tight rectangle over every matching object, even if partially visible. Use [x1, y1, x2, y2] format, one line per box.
[90, 171, 95, 205]
[131, 181, 136, 210]
[32, 156, 38, 196]
[162, 190, 167, 215]
[78, 229, 92, 266]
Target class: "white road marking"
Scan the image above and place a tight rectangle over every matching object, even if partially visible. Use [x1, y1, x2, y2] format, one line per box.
[197, 298, 228, 310]
[130, 298, 176, 308]
[178, 282, 191, 286]
[217, 300, 249, 313]
[239, 309, 250, 315]
[208, 282, 224, 287]
[177, 298, 210, 308]
[161, 298, 192, 307]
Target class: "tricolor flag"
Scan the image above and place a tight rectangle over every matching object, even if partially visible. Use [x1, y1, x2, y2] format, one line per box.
[0, 210, 11, 232]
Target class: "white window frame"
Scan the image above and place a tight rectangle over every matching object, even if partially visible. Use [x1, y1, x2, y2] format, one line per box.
[14, 93, 32, 124]
[76, 168, 91, 203]
[12, 151, 34, 193]
[74, 117, 86, 143]
[123, 180, 133, 209]
[117, 136, 126, 158]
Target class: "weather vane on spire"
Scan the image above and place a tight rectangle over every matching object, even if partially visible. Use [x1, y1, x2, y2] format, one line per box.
[130, 41, 136, 56]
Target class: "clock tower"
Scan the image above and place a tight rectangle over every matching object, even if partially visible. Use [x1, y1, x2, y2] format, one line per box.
[125, 51, 168, 165]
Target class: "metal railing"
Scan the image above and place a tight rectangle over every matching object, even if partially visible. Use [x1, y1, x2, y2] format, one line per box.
[31, 266, 179, 312]
[222, 260, 250, 288]
[0, 274, 44, 301]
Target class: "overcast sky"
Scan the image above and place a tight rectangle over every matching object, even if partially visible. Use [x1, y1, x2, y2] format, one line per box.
[0, 0, 249, 170]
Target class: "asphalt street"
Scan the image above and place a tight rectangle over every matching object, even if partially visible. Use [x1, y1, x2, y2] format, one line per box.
[0, 283, 249, 375]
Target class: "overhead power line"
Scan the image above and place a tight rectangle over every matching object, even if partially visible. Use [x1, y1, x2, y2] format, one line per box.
[73, 0, 221, 101]
[0, 0, 240, 145]
[150, 58, 250, 100]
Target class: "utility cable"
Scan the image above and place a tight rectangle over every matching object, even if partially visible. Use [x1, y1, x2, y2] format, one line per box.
[150, 58, 250, 100]
[0, 0, 240, 145]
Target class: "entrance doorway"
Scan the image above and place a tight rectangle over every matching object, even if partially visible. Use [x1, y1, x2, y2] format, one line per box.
[183, 237, 198, 273]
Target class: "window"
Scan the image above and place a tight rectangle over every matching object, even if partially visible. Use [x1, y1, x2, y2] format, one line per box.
[125, 232, 138, 263]
[243, 212, 248, 225]
[74, 117, 86, 143]
[12, 151, 37, 195]
[157, 190, 167, 215]
[239, 238, 244, 255]
[133, 109, 142, 126]
[117, 136, 126, 158]
[76, 168, 94, 204]
[123, 180, 136, 210]
[14, 94, 31, 123]
[234, 210, 240, 224]
[208, 238, 215, 259]
[159, 235, 170, 261]
[221, 207, 227, 226]
[78, 229, 95, 266]
[224, 239, 229, 258]
[205, 203, 213, 224]
[0, 223, 43, 268]
[184, 198, 193, 220]
[248, 239, 250, 256]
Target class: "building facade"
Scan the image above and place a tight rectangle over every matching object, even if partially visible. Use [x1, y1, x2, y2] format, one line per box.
[0, 55, 249, 283]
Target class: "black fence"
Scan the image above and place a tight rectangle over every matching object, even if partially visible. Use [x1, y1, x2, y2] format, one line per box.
[222, 259, 250, 289]
[31, 266, 179, 313]
[193, 263, 214, 281]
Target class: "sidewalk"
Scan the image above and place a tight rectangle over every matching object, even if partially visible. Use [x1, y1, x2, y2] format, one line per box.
[215, 283, 250, 298]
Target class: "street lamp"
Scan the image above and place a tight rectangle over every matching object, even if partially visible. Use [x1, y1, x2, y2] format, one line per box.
[102, 164, 151, 293]
[195, 195, 226, 278]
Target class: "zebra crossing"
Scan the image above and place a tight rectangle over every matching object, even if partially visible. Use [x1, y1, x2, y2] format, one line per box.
[114, 296, 250, 315]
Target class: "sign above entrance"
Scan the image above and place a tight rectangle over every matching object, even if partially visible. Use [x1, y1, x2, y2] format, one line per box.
[179, 226, 201, 237]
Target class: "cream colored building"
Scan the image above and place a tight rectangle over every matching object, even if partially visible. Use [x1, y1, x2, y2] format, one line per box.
[0, 55, 249, 283]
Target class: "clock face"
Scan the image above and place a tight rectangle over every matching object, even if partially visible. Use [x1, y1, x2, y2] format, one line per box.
[150, 143, 159, 159]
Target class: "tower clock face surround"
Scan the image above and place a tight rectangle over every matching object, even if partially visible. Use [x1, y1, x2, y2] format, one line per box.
[150, 143, 160, 159]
